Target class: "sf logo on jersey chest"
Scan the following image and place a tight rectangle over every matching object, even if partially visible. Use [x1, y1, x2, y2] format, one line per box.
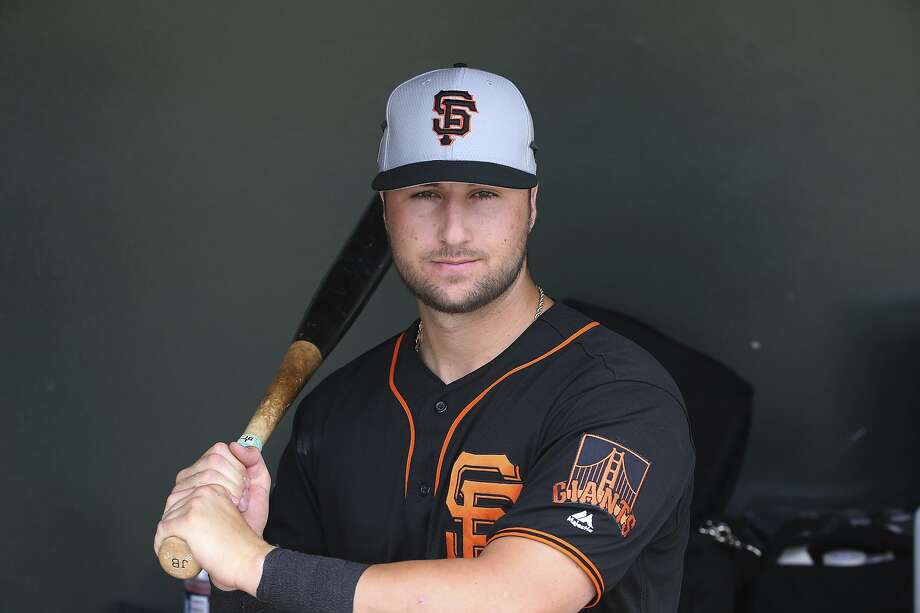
[444, 451, 522, 559]
[432, 90, 478, 146]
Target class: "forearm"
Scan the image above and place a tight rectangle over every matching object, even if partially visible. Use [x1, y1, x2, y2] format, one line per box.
[212, 556, 535, 613]
[211, 556, 510, 613]
[219, 538, 588, 613]
[352, 535, 596, 613]
[354, 556, 523, 613]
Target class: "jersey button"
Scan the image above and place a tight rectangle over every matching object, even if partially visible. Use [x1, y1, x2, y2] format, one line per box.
[434, 400, 448, 414]
[418, 482, 432, 496]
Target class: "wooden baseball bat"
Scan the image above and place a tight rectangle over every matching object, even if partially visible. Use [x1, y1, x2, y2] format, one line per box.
[158, 195, 391, 579]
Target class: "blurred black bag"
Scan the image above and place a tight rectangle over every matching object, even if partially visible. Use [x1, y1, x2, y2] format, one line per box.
[747, 512, 913, 613]
[679, 518, 765, 613]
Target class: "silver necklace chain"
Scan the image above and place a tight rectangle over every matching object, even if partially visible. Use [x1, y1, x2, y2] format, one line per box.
[415, 285, 545, 353]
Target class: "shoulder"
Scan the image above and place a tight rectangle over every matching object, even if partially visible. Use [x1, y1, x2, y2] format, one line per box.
[538, 303, 694, 457]
[542, 302, 685, 408]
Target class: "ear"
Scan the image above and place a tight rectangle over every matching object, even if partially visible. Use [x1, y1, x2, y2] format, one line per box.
[528, 184, 539, 231]
[379, 191, 388, 230]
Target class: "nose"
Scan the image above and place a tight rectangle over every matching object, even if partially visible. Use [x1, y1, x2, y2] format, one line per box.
[437, 193, 471, 246]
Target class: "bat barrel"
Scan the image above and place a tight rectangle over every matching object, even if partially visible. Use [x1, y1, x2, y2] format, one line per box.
[293, 195, 391, 357]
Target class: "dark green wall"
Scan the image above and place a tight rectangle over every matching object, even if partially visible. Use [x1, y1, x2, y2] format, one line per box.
[1, 1, 917, 611]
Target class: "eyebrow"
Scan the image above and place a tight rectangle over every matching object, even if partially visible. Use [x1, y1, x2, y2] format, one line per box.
[418, 183, 491, 188]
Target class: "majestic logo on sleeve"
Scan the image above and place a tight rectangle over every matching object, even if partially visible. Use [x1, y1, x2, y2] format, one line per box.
[445, 452, 523, 558]
[552, 434, 651, 538]
[432, 90, 478, 146]
[567, 510, 595, 533]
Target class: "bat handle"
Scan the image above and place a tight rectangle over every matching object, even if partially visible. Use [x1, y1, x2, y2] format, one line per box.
[157, 340, 323, 579]
[159, 536, 200, 579]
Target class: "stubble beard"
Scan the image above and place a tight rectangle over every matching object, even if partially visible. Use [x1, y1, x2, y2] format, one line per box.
[390, 231, 529, 315]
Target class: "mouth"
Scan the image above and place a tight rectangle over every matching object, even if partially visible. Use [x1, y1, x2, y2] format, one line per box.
[429, 259, 481, 273]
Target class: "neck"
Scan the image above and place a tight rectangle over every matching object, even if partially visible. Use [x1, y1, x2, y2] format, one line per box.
[415, 271, 554, 385]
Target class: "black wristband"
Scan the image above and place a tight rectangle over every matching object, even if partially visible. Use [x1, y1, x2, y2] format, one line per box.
[256, 547, 369, 613]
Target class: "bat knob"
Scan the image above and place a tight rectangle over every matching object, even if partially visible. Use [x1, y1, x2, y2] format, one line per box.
[158, 536, 201, 579]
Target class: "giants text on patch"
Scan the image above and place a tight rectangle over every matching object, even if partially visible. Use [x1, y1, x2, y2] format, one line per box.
[552, 433, 650, 537]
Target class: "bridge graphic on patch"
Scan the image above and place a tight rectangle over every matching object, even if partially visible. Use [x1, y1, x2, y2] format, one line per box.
[552, 433, 651, 537]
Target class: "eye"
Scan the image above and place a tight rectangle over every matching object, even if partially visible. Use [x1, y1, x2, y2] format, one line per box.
[409, 189, 497, 200]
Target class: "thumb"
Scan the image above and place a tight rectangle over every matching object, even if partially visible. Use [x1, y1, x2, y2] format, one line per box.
[229, 441, 263, 468]
[230, 441, 272, 494]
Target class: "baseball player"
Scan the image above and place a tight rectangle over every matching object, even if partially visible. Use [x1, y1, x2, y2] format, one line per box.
[155, 63, 695, 612]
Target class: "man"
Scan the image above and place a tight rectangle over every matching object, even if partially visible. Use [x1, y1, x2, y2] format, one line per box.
[155, 63, 695, 612]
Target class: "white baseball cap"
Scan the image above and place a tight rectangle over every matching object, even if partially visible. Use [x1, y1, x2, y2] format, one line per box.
[371, 63, 538, 191]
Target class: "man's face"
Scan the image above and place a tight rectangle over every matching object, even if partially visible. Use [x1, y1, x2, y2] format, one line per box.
[381, 182, 537, 315]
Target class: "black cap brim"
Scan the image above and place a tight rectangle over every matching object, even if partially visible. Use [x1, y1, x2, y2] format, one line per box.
[372, 160, 537, 191]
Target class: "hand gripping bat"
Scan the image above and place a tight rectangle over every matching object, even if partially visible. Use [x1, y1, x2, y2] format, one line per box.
[157, 195, 391, 579]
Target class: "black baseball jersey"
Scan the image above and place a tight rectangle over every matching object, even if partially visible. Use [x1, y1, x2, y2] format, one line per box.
[255, 301, 695, 612]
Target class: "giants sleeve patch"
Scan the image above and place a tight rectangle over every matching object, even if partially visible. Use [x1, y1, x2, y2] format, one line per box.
[552, 433, 651, 537]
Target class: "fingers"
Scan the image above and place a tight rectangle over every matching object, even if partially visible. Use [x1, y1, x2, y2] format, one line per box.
[207, 442, 249, 475]
[154, 484, 236, 556]
[165, 482, 230, 514]
[153, 519, 165, 554]
[163, 441, 256, 556]
[154, 503, 186, 554]
[174, 442, 250, 499]
[174, 467, 247, 500]
[163, 486, 196, 517]
[177, 442, 248, 484]
[154, 493, 196, 554]
[162, 484, 231, 521]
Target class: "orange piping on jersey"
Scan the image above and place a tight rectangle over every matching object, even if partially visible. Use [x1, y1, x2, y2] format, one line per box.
[388, 332, 415, 497]
[487, 527, 604, 607]
[433, 321, 601, 494]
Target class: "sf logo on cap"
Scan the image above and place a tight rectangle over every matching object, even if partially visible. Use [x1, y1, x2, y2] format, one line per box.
[432, 90, 478, 146]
